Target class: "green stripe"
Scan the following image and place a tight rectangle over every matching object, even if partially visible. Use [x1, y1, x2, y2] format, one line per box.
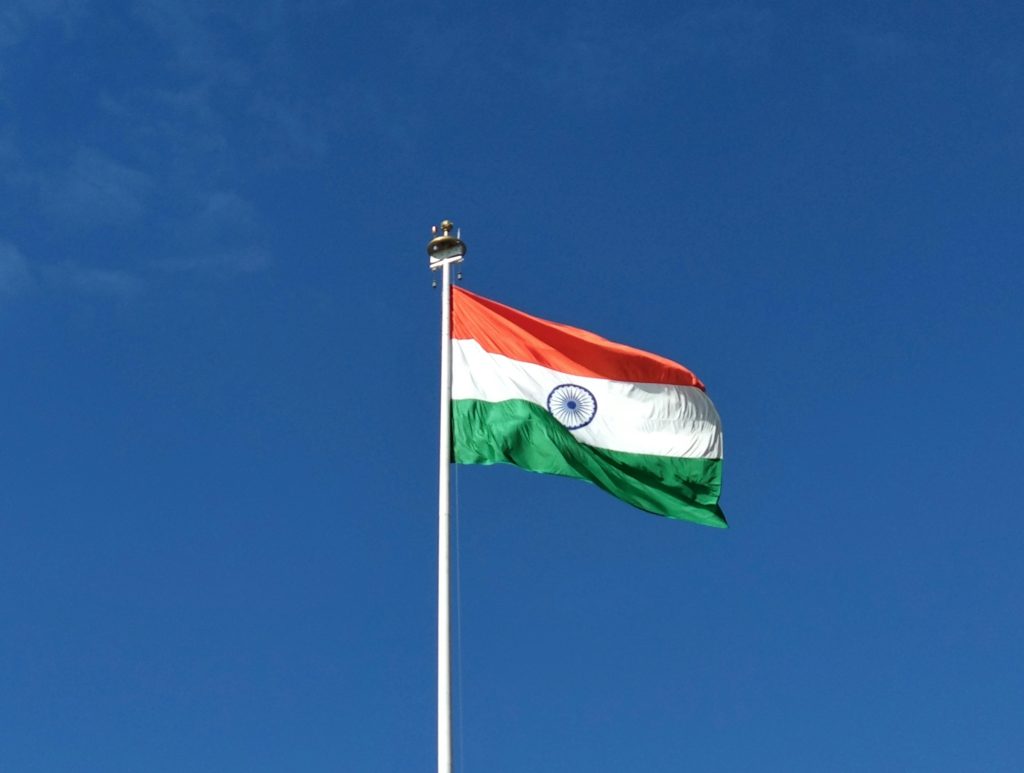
[452, 399, 726, 528]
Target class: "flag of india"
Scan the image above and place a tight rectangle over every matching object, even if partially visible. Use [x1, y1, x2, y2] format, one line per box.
[451, 287, 726, 528]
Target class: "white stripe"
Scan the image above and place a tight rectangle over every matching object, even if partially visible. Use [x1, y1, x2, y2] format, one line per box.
[452, 338, 723, 459]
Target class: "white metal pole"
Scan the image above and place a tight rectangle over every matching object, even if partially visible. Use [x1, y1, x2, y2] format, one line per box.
[428, 220, 464, 773]
[437, 256, 453, 773]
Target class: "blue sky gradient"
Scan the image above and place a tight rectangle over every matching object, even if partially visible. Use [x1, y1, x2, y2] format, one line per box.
[2, 1, 1022, 771]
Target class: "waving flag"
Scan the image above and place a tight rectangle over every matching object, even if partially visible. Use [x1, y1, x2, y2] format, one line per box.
[451, 287, 726, 528]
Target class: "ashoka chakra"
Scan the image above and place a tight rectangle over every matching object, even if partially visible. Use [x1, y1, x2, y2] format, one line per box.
[546, 384, 597, 430]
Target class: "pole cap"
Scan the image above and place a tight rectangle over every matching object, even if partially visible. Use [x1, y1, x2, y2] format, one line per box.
[427, 220, 467, 265]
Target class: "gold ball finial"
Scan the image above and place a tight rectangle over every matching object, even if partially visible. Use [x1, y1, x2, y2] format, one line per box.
[440, 219, 454, 235]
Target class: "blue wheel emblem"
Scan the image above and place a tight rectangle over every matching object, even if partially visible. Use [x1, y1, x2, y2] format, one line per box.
[547, 384, 597, 430]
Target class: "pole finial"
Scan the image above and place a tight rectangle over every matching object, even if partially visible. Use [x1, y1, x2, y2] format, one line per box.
[427, 219, 467, 267]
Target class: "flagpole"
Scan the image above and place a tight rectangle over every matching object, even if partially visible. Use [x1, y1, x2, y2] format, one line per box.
[428, 220, 466, 773]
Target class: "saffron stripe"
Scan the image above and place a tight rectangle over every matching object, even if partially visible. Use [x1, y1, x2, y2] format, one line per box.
[452, 287, 705, 389]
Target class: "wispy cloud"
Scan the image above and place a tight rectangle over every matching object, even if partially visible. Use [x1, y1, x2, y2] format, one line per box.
[846, 28, 922, 69]
[0, 2, 354, 287]
[989, 51, 1021, 101]
[495, 3, 774, 105]
[0, 240, 33, 296]
[0, 0, 87, 49]
[40, 262, 146, 298]
[34, 148, 153, 227]
[122, 0, 333, 167]
[152, 247, 272, 275]
[0, 239, 144, 302]
[150, 190, 273, 275]
[130, 0, 228, 75]
[668, 4, 774, 59]
[197, 190, 257, 232]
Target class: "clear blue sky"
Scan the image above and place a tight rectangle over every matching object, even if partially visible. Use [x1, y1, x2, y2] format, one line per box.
[2, 1, 1022, 771]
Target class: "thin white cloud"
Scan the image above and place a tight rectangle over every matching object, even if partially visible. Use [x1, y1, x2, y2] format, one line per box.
[0, 132, 20, 171]
[198, 191, 257, 231]
[846, 28, 922, 68]
[0, 0, 87, 48]
[670, 4, 774, 59]
[40, 261, 145, 298]
[249, 92, 330, 160]
[122, 0, 336, 166]
[152, 247, 272, 275]
[133, 0, 260, 84]
[493, 3, 773, 105]
[149, 190, 273, 275]
[0, 240, 33, 296]
[0, 240, 143, 302]
[3, 4, 296, 284]
[36, 148, 153, 227]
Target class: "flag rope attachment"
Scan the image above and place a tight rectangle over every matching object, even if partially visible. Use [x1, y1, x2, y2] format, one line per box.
[428, 220, 466, 773]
